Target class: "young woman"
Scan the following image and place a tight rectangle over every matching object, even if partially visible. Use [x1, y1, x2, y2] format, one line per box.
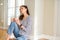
[7, 5, 32, 40]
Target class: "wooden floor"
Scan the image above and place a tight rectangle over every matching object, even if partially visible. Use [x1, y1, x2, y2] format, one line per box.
[0, 28, 7, 40]
[0, 28, 49, 40]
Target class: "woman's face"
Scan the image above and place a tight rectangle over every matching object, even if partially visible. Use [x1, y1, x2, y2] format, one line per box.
[19, 6, 27, 14]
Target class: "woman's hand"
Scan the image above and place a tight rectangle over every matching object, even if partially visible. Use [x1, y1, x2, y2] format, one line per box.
[20, 26, 25, 30]
[11, 18, 25, 30]
[14, 18, 21, 25]
[11, 18, 21, 25]
[11, 18, 15, 22]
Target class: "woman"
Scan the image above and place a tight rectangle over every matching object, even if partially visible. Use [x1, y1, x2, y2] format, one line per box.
[7, 5, 32, 40]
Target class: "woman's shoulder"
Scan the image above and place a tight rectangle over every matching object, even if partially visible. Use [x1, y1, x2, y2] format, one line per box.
[27, 16, 31, 20]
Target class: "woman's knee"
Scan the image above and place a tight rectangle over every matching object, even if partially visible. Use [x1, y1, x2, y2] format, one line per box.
[10, 22, 18, 28]
[11, 22, 18, 26]
[16, 36, 27, 40]
[11, 22, 16, 24]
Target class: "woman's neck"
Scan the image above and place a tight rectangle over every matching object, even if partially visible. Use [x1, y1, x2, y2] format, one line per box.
[23, 13, 29, 20]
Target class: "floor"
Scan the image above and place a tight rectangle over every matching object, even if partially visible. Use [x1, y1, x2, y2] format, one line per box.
[0, 28, 7, 40]
[0, 28, 59, 40]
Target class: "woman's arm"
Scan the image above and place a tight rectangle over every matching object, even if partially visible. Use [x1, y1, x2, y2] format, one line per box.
[20, 17, 32, 32]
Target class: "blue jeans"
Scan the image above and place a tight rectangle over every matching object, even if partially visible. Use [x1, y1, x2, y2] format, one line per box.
[7, 22, 27, 40]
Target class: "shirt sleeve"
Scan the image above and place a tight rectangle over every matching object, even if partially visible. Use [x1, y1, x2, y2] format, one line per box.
[23, 17, 32, 34]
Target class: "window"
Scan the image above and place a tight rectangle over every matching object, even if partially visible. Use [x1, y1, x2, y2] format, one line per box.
[8, 0, 24, 25]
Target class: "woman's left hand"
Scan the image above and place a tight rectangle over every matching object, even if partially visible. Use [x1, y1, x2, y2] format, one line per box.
[20, 26, 25, 30]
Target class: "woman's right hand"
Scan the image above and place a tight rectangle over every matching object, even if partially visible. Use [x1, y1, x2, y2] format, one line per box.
[11, 18, 15, 22]
[14, 18, 21, 25]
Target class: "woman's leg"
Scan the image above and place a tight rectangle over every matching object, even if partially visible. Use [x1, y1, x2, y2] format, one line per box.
[8, 22, 27, 40]
[16, 36, 27, 40]
[7, 22, 20, 37]
[11, 22, 27, 40]
[11, 22, 20, 38]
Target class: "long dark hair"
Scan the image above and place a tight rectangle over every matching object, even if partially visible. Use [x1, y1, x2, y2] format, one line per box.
[19, 5, 30, 20]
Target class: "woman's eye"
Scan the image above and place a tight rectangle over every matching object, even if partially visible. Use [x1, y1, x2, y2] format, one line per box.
[21, 8, 23, 9]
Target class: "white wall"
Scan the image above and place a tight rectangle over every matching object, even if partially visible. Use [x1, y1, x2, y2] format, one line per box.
[55, 0, 60, 40]
[56, 0, 60, 36]
[35, 0, 44, 35]
[43, 0, 55, 35]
